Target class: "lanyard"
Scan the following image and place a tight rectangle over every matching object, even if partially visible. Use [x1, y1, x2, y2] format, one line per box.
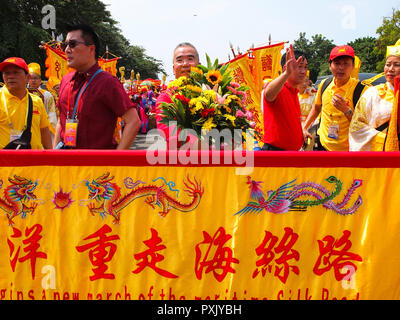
[67, 69, 103, 119]
[1, 89, 29, 130]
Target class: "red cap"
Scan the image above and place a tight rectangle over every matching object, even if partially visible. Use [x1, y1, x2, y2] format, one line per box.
[0, 57, 29, 73]
[329, 45, 355, 62]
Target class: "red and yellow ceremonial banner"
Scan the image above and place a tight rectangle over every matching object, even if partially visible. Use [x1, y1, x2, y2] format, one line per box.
[98, 57, 119, 77]
[226, 43, 285, 140]
[1, 151, 400, 300]
[44, 45, 75, 83]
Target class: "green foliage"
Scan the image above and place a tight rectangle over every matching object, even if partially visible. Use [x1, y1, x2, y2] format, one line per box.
[0, 0, 164, 79]
[293, 32, 336, 82]
[348, 37, 380, 73]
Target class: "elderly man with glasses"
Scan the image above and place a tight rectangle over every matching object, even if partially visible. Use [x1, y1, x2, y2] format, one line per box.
[54, 23, 140, 150]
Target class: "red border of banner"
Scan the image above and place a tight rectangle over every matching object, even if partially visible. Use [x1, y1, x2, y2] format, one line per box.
[1, 150, 400, 168]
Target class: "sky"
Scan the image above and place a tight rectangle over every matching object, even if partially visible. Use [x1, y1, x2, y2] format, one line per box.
[102, 0, 400, 81]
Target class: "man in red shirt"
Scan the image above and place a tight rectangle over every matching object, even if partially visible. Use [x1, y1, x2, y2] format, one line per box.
[54, 23, 140, 150]
[262, 45, 308, 151]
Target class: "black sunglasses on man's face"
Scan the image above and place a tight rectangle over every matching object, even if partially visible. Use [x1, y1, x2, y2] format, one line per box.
[60, 40, 92, 51]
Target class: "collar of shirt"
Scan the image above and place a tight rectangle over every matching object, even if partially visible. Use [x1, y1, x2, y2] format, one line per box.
[284, 81, 299, 95]
[71, 63, 101, 82]
[2, 86, 29, 102]
[331, 77, 355, 93]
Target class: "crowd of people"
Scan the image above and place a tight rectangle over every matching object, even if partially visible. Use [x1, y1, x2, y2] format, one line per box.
[1, 22, 399, 152]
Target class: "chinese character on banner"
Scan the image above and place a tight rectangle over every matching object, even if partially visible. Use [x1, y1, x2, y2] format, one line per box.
[7, 224, 47, 280]
[132, 228, 178, 279]
[232, 67, 247, 85]
[195, 227, 239, 282]
[313, 230, 363, 282]
[253, 227, 300, 284]
[76, 224, 120, 281]
[261, 55, 273, 72]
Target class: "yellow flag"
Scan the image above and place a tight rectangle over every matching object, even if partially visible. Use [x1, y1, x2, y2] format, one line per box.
[227, 53, 263, 139]
[252, 42, 285, 90]
[226, 43, 284, 142]
[44, 46, 74, 82]
[98, 58, 119, 77]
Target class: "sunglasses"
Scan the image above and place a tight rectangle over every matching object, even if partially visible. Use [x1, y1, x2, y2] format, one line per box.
[60, 40, 92, 51]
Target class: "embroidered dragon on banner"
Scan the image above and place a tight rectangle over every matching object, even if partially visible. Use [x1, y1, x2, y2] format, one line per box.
[81, 172, 204, 224]
[0, 176, 40, 226]
[235, 176, 363, 216]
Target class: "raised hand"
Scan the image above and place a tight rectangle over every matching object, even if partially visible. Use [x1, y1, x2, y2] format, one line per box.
[285, 44, 303, 77]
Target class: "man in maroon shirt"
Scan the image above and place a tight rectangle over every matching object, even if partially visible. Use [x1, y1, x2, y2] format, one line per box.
[262, 45, 308, 151]
[54, 24, 140, 150]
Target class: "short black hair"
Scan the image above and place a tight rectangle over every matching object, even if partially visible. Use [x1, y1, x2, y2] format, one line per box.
[66, 23, 100, 59]
[280, 50, 307, 69]
[173, 42, 200, 62]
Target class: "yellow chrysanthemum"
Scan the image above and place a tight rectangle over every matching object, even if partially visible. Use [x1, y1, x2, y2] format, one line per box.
[224, 114, 237, 127]
[202, 118, 217, 131]
[206, 70, 223, 85]
[186, 85, 202, 94]
[204, 90, 217, 102]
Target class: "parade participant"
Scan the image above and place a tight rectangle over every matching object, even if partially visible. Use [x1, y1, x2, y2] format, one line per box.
[298, 75, 317, 150]
[261, 45, 307, 151]
[28, 63, 58, 138]
[298, 75, 316, 125]
[138, 86, 149, 134]
[302, 45, 367, 151]
[0, 57, 53, 149]
[349, 40, 400, 151]
[155, 42, 200, 149]
[54, 23, 140, 150]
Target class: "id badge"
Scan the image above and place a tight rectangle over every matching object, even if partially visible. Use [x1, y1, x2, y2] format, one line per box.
[10, 129, 23, 142]
[64, 119, 79, 147]
[328, 122, 339, 140]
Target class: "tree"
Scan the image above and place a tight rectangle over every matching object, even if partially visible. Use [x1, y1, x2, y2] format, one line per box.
[348, 37, 380, 73]
[375, 8, 400, 72]
[293, 33, 336, 82]
[0, 0, 164, 80]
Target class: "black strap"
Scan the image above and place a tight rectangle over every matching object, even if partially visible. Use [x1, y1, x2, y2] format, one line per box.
[376, 121, 389, 132]
[19, 95, 33, 143]
[352, 81, 365, 107]
[320, 76, 333, 99]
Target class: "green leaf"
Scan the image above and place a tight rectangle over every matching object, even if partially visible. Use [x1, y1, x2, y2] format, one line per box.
[206, 54, 212, 70]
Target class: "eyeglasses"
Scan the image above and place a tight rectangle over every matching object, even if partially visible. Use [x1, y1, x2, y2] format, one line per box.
[60, 40, 92, 51]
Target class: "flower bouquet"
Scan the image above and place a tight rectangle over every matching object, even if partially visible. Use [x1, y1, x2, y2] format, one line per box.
[159, 55, 257, 148]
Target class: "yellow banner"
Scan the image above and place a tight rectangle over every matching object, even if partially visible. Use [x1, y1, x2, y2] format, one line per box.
[227, 54, 262, 138]
[98, 58, 119, 77]
[226, 44, 284, 141]
[252, 43, 284, 89]
[0, 163, 400, 300]
[44, 47, 74, 83]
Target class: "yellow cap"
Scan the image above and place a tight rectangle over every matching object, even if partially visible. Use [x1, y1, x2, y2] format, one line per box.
[28, 62, 41, 76]
[386, 39, 400, 58]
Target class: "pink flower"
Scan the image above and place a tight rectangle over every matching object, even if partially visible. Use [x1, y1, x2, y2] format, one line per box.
[246, 111, 253, 120]
[230, 82, 240, 88]
[236, 110, 245, 118]
[250, 121, 257, 129]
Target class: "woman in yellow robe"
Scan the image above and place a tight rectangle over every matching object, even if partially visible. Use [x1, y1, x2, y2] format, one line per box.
[349, 42, 400, 151]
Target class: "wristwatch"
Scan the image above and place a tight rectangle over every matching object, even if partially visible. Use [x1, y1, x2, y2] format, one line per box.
[344, 109, 353, 117]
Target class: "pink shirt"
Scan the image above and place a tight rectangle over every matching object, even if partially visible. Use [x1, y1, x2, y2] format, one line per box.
[156, 92, 198, 149]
